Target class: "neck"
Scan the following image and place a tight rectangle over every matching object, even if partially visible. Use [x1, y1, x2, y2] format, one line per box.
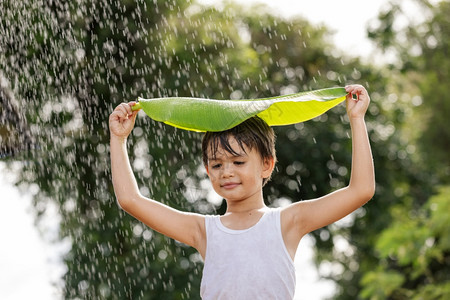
[224, 190, 266, 214]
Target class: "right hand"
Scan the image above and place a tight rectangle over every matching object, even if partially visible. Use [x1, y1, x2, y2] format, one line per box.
[109, 101, 140, 139]
[345, 84, 370, 120]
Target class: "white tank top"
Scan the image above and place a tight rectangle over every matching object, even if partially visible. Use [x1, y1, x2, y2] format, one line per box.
[200, 208, 296, 299]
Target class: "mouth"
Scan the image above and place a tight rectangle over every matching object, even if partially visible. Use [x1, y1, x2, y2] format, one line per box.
[221, 182, 241, 189]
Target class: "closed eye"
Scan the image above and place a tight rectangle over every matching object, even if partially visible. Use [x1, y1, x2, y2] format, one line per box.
[234, 161, 245, 165]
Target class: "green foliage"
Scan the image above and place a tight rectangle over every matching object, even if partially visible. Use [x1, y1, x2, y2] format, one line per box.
[369, 0, 450, 180]
[361, 186, 450, 299]
[361, 2, 450, 298]
[2, 0, 205, 298]
[361, 269, 405, 300]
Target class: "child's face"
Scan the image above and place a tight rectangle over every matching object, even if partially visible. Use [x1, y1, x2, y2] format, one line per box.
[205, 136, 273, 202]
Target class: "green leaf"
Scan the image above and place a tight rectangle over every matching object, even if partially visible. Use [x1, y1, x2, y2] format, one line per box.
[132, 87, 347, 132]
[361, 269, 405, 299]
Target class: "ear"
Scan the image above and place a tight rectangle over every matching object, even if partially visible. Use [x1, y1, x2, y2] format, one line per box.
[261, 156, 275, 179]
[205, 164, 210, 176]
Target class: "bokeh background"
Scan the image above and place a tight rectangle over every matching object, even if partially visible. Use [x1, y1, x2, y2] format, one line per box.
[1, 0, 449, 299]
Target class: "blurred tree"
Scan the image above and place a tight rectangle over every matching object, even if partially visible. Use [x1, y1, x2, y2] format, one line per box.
[361, 186, 450, 299]
[1, 0, 207, 298]
[0, 72, 33, 157]
[368, 0, 450, 182]
[361, 0, 450, 298]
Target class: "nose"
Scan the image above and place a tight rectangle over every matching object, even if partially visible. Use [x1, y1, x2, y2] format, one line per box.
[221, 163, 234, 178]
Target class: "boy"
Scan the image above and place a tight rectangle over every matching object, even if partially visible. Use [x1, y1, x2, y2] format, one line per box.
[109, 84, 375, 299]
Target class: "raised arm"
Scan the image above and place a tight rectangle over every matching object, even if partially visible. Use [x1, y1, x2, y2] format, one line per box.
[281, 85, 375, 257]
[109, 102, 206, 256]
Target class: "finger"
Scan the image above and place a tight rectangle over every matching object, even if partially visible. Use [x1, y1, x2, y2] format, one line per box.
[345, 85, 357, 92]
[117, 104, 131, 117]
[353, 88, 365, 97]
[125, 102, 139, 117]
[128, 104, 140, 118]
[114, 109, 130, 122]
[130, 110, 139, 121]
[126, 102, 137, 114]
[345, 84, 363, 92]
[120, 103, 133, 115]
[345, 87, 358, 95]
[345, 86, 357, 99]
[346, 92, 353, 101]
[345, 85, 367, 101]
[345, 90, 359, 101]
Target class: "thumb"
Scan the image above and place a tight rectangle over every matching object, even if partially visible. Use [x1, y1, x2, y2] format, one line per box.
[130, 109, 139, 123]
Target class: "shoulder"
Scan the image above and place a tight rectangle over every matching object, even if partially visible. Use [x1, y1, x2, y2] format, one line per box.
[203, 214, 219, 226]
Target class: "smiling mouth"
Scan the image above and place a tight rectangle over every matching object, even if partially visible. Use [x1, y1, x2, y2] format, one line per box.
[221, 183, 240, 189]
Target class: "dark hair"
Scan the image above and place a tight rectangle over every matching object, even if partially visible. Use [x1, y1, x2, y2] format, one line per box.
[202, 116, 276, 186]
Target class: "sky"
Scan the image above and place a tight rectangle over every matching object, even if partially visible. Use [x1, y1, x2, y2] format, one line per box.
[0, 0, 393, 299]
[198, 0, 393, 61]
[0, 164, 65, 299]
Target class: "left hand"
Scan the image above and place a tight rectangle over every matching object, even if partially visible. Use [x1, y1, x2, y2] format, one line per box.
[345, 84, 370, 120]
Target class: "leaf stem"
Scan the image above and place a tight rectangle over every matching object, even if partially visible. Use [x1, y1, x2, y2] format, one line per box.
[131, 102, 141, 111]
